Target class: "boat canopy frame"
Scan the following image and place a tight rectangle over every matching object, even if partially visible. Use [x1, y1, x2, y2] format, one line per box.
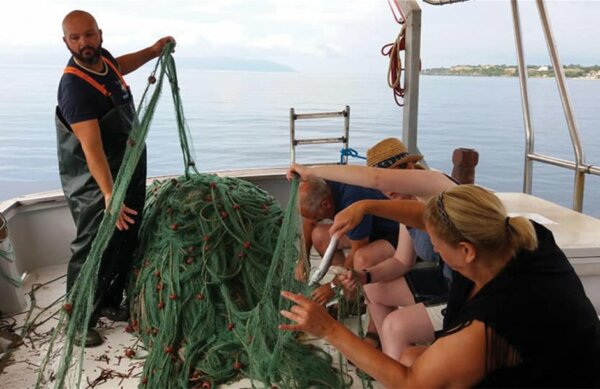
[397, 0, 599, 212]
[511, 0, 600, 212]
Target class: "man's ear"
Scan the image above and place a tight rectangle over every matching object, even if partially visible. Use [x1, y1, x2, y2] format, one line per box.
[459, 241, 477, 264]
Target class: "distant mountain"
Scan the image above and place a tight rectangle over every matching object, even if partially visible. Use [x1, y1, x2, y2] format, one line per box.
[1, 52, 295, 73]
[174, 56, 295, 73]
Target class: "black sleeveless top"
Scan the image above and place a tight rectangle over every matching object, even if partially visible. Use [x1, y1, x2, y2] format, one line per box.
[440, 221, 600, 387]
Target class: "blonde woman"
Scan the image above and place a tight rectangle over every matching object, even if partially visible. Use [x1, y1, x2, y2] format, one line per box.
[280, 185, 600, 387]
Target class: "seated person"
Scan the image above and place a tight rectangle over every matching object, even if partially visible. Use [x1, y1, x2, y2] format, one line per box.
[298, 138, 424, 309]
[298, 176, 399, 304]
[289, 139, 457, 353]
[280, 185, 600, 387]
[334, 198, 451, 358]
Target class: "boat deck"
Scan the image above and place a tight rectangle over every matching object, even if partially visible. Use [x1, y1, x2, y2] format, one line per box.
[1, 255, 378, 388]
[2, 189, 600, 387]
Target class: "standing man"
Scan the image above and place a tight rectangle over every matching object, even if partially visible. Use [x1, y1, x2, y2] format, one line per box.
[56, 10, 174, 346]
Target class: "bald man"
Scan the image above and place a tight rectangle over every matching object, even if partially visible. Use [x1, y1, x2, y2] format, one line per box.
[56, 10, 174, 346]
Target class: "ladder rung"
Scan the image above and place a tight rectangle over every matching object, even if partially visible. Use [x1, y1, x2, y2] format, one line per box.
[294, 137, 347, 146]
[293, 111, 347, 120]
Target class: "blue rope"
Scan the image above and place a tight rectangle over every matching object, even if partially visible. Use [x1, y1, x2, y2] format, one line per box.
[340, 148, 367, 164]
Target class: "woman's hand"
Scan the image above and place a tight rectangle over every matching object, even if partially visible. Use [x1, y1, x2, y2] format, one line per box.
[286, 163, 311, 181]
[329, 201, 366, 237]
[279, 290, 337, 338]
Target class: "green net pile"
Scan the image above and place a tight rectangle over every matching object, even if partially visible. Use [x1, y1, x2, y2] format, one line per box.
[130, 174, 346, 387]
[37, 43, 351, 388]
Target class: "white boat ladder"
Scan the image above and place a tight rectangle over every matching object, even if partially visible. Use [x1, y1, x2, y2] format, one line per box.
[289, 106, 350, 165]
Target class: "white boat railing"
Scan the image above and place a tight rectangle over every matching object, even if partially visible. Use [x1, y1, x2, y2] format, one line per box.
[511, 0, 600, 212]
[399, 0, 599, 212]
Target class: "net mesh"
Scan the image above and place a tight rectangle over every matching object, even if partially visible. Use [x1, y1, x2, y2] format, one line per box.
[36, 43, 353, 388]
[130, 174, 347, 387]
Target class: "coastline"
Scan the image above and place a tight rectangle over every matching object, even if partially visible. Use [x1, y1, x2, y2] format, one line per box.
[421, 73, 600, 81]
[422, 65, 600, 80]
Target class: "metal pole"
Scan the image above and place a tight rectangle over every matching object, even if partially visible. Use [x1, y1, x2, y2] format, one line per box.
[536, 0, 585, 211]
[343, 105, 350, 164]
[290, 108, 296, 164]
[396, 0, 422, 154]
[510, 0, 535, 195]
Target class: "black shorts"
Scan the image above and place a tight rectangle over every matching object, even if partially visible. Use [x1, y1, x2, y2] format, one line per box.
[369, 231, 399, 248]
[406, 262, 450, 306]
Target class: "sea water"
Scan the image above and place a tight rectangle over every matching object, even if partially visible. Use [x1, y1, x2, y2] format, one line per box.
[0, 64, 599, 216]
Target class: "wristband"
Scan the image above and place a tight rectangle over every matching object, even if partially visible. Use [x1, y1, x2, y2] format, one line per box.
[362, 269, 372, 284]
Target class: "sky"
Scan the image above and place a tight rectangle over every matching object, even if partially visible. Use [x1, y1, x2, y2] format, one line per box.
[1, 0, 599, 74]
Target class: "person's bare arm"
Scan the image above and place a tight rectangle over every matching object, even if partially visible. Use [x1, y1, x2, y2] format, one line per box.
[116, 36, 175, 75]
[295, 218, 317, 281]
[406, 320, 487, 387]
[399, 345, 428, 367]
[287, 164, 453, 198]
[280, 291, 487, 387]
[71, 120, 114, 202]
[331, 200, 425, 238]
[71, 120, 137, 231]
[302, 218, 317, 254]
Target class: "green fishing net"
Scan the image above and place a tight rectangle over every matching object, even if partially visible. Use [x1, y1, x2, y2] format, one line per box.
[129, 174, 347, 388]
[36, 43, 352, 388]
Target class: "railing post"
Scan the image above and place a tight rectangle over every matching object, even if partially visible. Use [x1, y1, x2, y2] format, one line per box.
[396, 0, 422, 155]
[290, 108, 296, 164]
[343, 106, 350, 164]
[511, 0, 535, 195]
[536, 0, 585, 211]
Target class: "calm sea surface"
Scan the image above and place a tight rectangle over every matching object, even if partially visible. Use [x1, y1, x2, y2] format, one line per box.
[0, 64, 599, 216]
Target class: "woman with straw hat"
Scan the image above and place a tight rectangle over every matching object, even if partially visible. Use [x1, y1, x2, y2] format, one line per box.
[365, 137, 424, 171]
[280, 185, 600, 387]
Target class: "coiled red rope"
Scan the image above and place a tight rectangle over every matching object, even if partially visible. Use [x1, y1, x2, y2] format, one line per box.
[381, 23, 406, 107]
[383, 0, 406, 107]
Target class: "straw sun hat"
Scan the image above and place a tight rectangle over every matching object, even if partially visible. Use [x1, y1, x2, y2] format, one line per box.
[366, 137, 423, 168]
